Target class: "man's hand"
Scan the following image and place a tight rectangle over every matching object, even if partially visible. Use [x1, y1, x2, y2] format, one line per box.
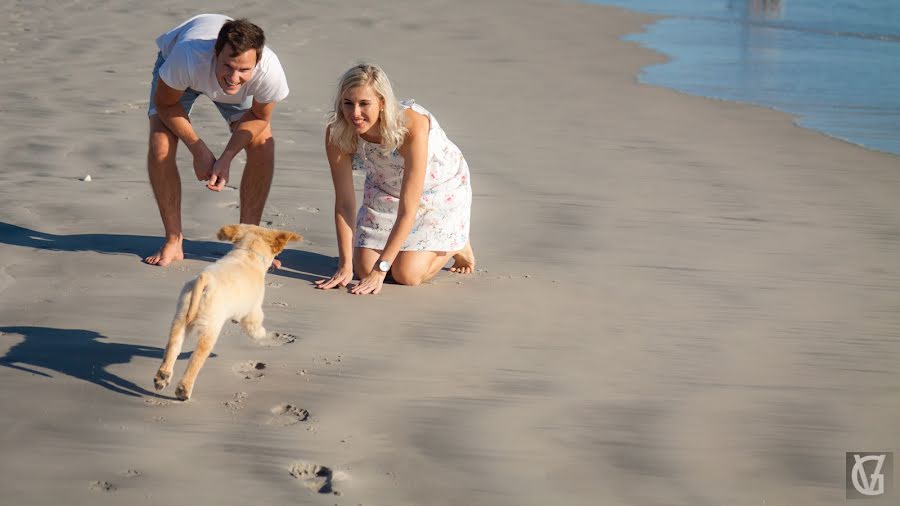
[188, 140, 216, 182]
[207, 156, 232, 191]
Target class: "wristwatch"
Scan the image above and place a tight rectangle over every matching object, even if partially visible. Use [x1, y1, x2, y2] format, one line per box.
[376, 259, 391, 273]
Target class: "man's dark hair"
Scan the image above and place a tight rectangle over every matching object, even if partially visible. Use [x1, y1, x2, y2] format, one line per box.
[215, 19, 265, 63]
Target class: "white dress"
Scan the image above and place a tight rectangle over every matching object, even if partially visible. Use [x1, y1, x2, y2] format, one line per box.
[353, 100, 472, 251]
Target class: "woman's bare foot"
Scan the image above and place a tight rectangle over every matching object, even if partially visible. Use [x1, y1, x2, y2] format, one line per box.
[144, 237, 184, 266]
[449, 241, 475, 274]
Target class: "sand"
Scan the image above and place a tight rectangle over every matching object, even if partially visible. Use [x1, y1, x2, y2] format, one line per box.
[1, 0, 899, 505]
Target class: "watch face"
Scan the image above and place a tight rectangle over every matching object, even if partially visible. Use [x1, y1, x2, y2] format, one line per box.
[378, 260, 390, 272]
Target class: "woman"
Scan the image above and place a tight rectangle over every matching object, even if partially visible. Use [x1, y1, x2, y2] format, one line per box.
[316, 63, 475, 295]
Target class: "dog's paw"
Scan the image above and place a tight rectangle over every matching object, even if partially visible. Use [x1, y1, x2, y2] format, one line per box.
[154, 370, 171, 391]
[175, 383, 191, 401]
[250, 326, 268, 340]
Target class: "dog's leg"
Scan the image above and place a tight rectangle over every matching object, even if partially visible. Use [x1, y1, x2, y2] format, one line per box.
[175, 319, 224, 401]
[154, 294, 190, 391]
[240, 306, 267, 340]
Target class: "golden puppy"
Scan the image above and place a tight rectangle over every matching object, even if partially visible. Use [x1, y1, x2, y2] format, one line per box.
[153, 224, 301, 400]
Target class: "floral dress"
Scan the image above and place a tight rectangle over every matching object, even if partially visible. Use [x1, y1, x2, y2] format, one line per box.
[353, 100, 472, 251]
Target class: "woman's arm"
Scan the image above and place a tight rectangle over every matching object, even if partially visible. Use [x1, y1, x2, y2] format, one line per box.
[316, 126, 357, 289]
[350, 109, 429, 294]
[379, 109, 429, 267]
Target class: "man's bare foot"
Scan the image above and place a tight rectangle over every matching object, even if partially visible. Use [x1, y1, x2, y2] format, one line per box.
[449, 241, 475, 274]
[144, 238, 184, 266]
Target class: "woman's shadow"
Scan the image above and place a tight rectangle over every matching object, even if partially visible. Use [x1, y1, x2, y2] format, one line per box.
[0, 221, 337, 283]
[0, 325, 201, 398]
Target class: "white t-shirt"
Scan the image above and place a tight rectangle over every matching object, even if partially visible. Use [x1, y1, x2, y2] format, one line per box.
[155, 14, 289, 105]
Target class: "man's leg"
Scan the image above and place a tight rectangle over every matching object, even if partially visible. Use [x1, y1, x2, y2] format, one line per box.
[144, 116, 184, 266]
[235, 122, 278, 267]
[239, 123, 275, 226]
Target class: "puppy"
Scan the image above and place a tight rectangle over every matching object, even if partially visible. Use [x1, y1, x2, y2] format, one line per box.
[153, 224, 301, 400]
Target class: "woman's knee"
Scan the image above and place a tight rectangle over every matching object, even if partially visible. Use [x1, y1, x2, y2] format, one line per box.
[390, 267, 424, 286]
[353, 247, 380, 280]
[390, 251, 443, 286]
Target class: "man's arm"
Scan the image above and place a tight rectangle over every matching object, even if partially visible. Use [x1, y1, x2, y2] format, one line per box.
[207, 99, 275, 191]
[154, 78, 216, 181]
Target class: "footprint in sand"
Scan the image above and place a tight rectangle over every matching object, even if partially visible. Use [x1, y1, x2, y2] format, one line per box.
[224, 392, 248, 411]
[89, 481, 115, 492]
[312, 353, 342, 366]
[267, 403, 310, 426]
[289, 462, 336, 494]
[297, 206, 320, 214]
[256, 332, 296, 347]
[267, 281, 284, 288]
[144, 398, 170, 407]
[121, 469, 141, 478]
[233, 361, 267, 379]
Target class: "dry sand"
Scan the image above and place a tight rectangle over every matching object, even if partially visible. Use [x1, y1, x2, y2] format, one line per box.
[1, 0, 899, 505]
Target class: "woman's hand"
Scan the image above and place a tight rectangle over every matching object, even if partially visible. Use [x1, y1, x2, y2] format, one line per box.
[350, 270, 387, 295]
[315, 266, 354, 290]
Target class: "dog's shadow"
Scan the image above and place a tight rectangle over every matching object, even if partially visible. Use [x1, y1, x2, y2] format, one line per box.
[0, 222, 337, 282]
[0, 325, 203, 398]
[275, 248, 342, 283]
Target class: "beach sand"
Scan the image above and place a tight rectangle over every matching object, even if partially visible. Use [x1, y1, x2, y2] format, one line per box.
[1, 0, 899, 504]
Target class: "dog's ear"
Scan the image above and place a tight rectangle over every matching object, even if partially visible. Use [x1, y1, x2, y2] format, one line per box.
[269, 231, 302, 254]
[217, 224, 243, 242]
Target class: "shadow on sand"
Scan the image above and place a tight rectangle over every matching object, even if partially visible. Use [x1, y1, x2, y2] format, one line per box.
[0, 222, 337, 283]
[0, 325, 204, 398]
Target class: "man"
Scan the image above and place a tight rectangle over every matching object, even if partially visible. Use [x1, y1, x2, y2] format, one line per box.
[144, 14, 289, 266]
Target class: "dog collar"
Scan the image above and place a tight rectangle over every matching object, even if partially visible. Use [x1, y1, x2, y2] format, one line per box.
[236, 247, 270, 269]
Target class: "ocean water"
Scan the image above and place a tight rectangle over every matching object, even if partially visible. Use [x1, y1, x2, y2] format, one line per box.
[586, 0, 900, 155]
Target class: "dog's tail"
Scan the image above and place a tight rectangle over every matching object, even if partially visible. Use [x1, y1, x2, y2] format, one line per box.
[185, 272, 210, 324]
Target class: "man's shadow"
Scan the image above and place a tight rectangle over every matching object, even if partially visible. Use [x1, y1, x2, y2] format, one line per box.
[0, 326, 204, 398]
[0, 222, 337, 283]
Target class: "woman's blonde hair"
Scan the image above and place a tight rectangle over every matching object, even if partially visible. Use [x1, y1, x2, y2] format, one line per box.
[326, 63, 408, 155]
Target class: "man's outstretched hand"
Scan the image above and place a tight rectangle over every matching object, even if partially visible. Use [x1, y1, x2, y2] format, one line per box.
[207, 156, 231, 191]
[190, 140, 216, 183]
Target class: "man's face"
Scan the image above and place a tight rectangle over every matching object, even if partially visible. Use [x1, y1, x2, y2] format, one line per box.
[215, 44, 257, 95]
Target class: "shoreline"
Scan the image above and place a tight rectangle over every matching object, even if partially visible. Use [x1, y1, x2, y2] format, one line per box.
[587, 0, 900, 158]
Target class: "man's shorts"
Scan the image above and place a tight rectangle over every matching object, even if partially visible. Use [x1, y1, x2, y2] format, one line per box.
[147, 52, 251, 125]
